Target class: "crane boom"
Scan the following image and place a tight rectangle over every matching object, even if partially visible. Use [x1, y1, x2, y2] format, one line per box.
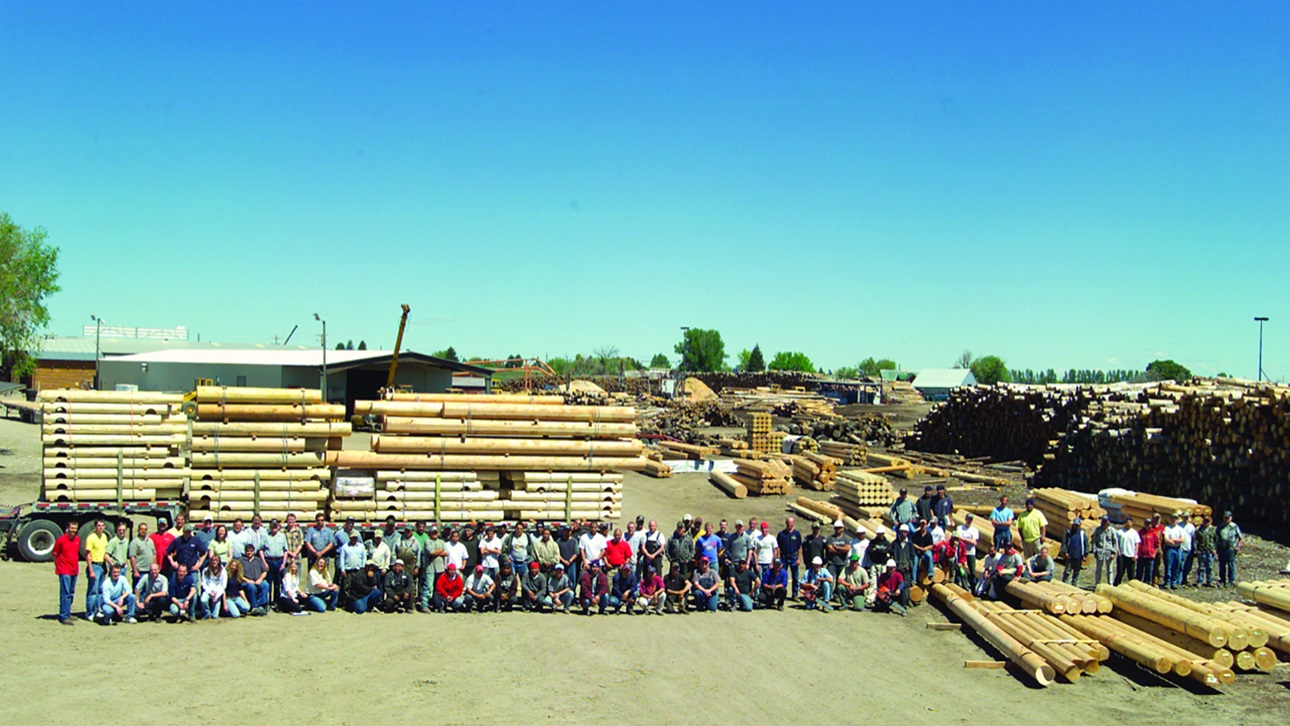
[386, 304, 411, 388]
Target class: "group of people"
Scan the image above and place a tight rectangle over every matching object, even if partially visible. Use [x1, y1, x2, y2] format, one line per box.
[49, 498, 1250, 626]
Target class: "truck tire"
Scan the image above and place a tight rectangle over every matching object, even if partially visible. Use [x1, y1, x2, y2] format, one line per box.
[17, 519, 63, 562]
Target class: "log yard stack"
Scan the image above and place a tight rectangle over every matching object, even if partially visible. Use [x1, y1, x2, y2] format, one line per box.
[729, 458, 792, 496]
[831, 470, 894, 519]
[39, 390, 189, 503]
[747, 412, 773, 454]
[186, 386, 346, 523]
[334, 393, 645, 521]
[1031, 487, 1105, 535]
[789, 451, 838, 491]
[818, 440, 868, 466]
[330, 470, 504, 523]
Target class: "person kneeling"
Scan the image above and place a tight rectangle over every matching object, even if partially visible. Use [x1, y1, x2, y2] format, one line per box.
[521, 562, 551, 613]
[382, 560, 415, 613]
[435, 564, 467, 612]
[874, 561, 907, 616]
[838, 555, 871, 611]
[99, 564, 137, 624]
[801, 557, 835, 612]
[727, 559, 759, 612]
[348, 564, 384, 614]
[464, 565, 496, 612]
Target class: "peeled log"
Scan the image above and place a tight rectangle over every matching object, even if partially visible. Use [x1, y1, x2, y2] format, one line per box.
[1059, 614, 1173, 675]
[197, 403, 345, 421]
[191, 422, 352, 437]
[1237, 581, 1290, 615]
[1004, 579, 1067, 615]
[388, 392, 564, 405]
[380, 417, 637, 438]
[1111, 610, 1236, 669]
[355, 400, 634, 422]
[1096, 583, 1229, 648]
[370, 435, 642, 457]
[196, 386, 322, 404]
[326, 450, 649, 472]
[930, 583, 1055, 687]
[710, 471, 748, 499]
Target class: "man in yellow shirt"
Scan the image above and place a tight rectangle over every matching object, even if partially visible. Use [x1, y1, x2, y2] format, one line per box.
[83, 519, 110, 620]
[1016, 498, 1048, 560]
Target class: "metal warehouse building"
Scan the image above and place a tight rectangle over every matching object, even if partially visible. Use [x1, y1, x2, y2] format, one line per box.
[99, 349, 492, 412]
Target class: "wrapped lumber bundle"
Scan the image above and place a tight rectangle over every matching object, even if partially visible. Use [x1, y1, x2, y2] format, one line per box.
[972, 599, 1108, 682]
[188, 386, 347, 523]
[789, 452, 838, 491]
[330, 471, 504, 523]
[1032, 487, 1105, 534]
[781, 435, 818, 454]
[39, 390, 188, 502]
[818, 440, 868, 466]
[731, 458, 792, 496]
[501, 472, 622, 521]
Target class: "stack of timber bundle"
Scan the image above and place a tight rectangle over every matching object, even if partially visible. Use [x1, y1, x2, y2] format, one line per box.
[1058, 613, 1233, 687]
[818, 440, 868, 466]
[1005, 579, 1111, 615]
[789, 452, 839, 491]
[1236, 580, 1290, 618]
[1108, 491, 1210, 522]
[747, 412, 773, 454]
[865, 452, 915, 479]
[1032, 488, 1105, 534]
[972, 599, 1108, 682]
[656, 440, 717, 460]
[721, 387, 837, 417]
[331, 471, 504, 522]
[832, 471, 894, 518]
[929, 583, 1056, 687]
[187, 387, 347, 522]
[40, 390, 188, 502]
[782, 435, 819, 455]
[501, 472, 622, 521]
[731, 458, 792, 496]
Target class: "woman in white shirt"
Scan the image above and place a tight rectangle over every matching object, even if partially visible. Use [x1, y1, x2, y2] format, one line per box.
[305, 556, 339, 612]
[199, 554, 227, 619]
[278, 561, 308, 615]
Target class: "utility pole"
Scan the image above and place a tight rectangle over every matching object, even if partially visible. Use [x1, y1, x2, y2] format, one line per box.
[1255, 316, 1269, 382]
[314, 313, 327, 400]
[90, 315, 102, 390]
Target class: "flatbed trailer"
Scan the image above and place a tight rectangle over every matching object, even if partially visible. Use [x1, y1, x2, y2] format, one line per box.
[0, 499, 185, 562]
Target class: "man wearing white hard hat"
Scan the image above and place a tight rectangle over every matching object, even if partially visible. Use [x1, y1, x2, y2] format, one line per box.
[801, 556, 835, 612]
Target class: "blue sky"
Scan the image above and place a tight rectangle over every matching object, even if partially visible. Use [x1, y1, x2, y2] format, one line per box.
[2, 3, 1287, 379]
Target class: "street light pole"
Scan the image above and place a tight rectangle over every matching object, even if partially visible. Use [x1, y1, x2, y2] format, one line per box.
[91, 314, 102, 390]
[678, 326, 690, 402]
[314, 313, 327, 401]
[1255, 316, 1269, 382]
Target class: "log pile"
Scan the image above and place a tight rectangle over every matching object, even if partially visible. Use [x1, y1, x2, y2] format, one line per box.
[501, 472, 622, 521]
[832, 471, 895, 518]
[789, 452, 838, 491]
[747, 412, 773, 454]
[818, 440, 869, 466]
[1059, 613, 1232, 687]
[1109, 491, 1210, 522]
[972, 598, 1108, 682]
[929, 583, 1056, 687]
[1235, 580, 1290, 619]
[39, 390, 188, 503]
[785, 415, 897, 447]
[1032, 487, 1105, 535]
[187, 387, 345, 522]
[1005, 579, 1111, 615]
[731, 458, 792, 496]
[331, 471, 504, 522]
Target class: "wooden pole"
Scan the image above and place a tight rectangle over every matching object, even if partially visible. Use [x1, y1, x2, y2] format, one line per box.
[929, 584, 1055, 687]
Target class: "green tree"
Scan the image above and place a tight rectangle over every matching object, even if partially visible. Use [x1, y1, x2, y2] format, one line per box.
[357, 340, 367, 350]
[650, 353, 670, 368]
[769, 351, 815, 372]
[835, 366, 859, 379]
[674, 328, 726, 372]
[1146, 359, 1191, 382]
[335, 342, 346, 350]
[747, 344, 765, 373]
[858, 357, 897, 377]
[735, 349, 751, 371]
[0, 212, 60, 378]
[970, 354, 1012, 385]
[547, 357, 571, 376]
[434, 347, 460, 362]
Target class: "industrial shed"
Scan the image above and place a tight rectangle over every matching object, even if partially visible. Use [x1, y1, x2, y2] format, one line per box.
[26, 335, 226, 391]
[911, 368, 978, 401]
[99, 349, 492, 412]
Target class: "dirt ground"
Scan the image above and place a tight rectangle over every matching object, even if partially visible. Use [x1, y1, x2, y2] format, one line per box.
[1, 417, 1288, 723]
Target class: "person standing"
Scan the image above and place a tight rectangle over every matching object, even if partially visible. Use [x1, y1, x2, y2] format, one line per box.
[888, 488, 916, 530]
[303, 513, 334, 576]
[626, 520, 646, 578]
[501, 522, 534, 574]
[989, 496, 1015, 551]
[1115, 518, 1139, 585]
[915, 485, 935, 525]
[695, 523, 722, 573]
[479, 525, 503, 581]
[931, 485, 954, 529]
[910, 520, 934, 586]
[83, 519, 110, 620]
[1161, 514, 1185, 589]
[1178, 513, 1196, 586]
[953, 516, 979, 592]
[578, 524, 608, 574]
[53, 521, 81, 625]
[666, 521, 696, 580]
[754, 522, 779, 578]
[776, 517, 803, 600]
[1135, 520, 1160, 584]
[1193, 515, 1216, 587]
[1016, 498, 1047, 559]
[105, 522, 130, 580]
[262, 518, 288, 604]
[1060, 518, 1089, 587]
[726, 520, 754, 574]
[531, 526, 560, 574]
[556, 526, 582, 589]
[603, 529, 633, 579]
[1216, 511, 1243, 586]
[150, 518, 175, 575]
[127, 522, 155, 586]
[193, 516, 216, 549]
[282, 513, 305, 568]
[866, 526, 892, 593]
[892, 525, 916, 600]
[1090, 515, 1120, 586]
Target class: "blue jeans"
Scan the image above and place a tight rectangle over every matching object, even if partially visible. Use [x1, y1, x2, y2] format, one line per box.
[85, 564, 104, 618]
[692, 591, 718, 612]
[101, 594, 136, 621]
[913, 552, 934, 585]
[608, 594, 632, 612]
[307, 590, 337, 612]
[435, 593, 466, 612]
[1197, 552, 1214, 585]
[1135, 557, 1156, 584]
[200, 594, 225, 619]
[245, 581, 271, 609]
[226, 596, 250, 618]
[992, 528, 1011, 551]
[351, 590, 382, 614]
[1164, 547, 1182, 586]
[552, 591, 574, 609]
[729, 592, 754, 612]
[806, 581, 833, 609]
[785, 562, 800, 599]
[1180, 549, 1194, 584]
[581, 593, 608, 614]
[1218, 549, 1236, 584]
[265, 557, 284, 601]
[169, 596, 196, 619]
[58, 574, 77, 621]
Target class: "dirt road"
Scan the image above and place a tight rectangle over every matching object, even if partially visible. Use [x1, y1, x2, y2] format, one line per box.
[0, 419, 1284, 723]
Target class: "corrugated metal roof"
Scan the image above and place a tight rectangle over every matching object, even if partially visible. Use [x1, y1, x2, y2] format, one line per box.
[33, 336, 313, 361]
[912, 368, 977, 389]
[107, 348, 493, 376]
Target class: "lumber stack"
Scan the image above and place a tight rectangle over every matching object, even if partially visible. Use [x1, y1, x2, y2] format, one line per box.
[187, 386, 346, 522]
[731, 458, 792, 496]
[790, 452, 839, 491]
[656, 440, 717, 460]
[501, 472, 622, 521]
[1236, 580, 1290, 618]
[832, 470, 894, 521]
[1109, 491, 1210, 522]
[1032, 487, 1105, 534]
[1059, 613, 1233, 687]
[747, 412, 773, 453]
[331, 470, 504, 522]
[929, 583, 1056, 687]
[39, 390, 188, 502]
[819, 440, 869, 466]
[972, 599, 1108, 682]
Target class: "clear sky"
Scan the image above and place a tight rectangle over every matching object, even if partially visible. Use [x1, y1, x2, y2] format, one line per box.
[2, 3, 1287, 379]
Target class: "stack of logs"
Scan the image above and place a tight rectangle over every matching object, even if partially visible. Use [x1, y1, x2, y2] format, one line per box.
[39, 390, 188, 503]
[1032, 488, 1105, 535]
[785, 415, 897, 448]
[730, 458, 792, 496]
[187, 387, 345, 522]
[789, 452, 838, 491]
[818, 440, 868, 466]
[747, 412, 773, 454]
[337, 393, 647, 521]
[1108, 491, 1211, 522]
[832, 470, 894, 518]
[331, 471, 504, 522]
[502, 472, 623, 521]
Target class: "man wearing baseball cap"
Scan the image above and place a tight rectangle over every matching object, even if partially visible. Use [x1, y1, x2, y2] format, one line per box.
[521, 562, 551, 612]
[434, 563, 465, 612]
[382, 559, 415, 613]
[760, 558, 789, 610]
[578, 559, 609, 616]
[548, 563, 575, 613]
[691, 557, 721, 612]
[1016, 498, 1048, 560]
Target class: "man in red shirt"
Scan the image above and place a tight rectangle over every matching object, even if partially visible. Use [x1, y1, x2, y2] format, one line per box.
[1136, 521, 1160, 583]
[603, 528, 632, 577]
[434, 563, 465, 612]
[151, 518, 176, 575]
[53, 521, 81, 625]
